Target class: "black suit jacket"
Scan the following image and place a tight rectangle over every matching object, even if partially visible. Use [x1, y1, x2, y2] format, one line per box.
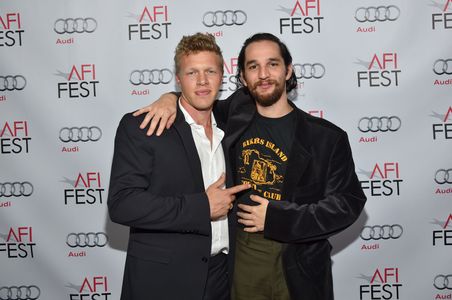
[108, 107, 235, 300]
[215, 88, 367, 300]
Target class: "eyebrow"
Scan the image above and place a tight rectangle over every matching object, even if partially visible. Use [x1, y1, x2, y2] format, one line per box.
[245, 57, 282, 66]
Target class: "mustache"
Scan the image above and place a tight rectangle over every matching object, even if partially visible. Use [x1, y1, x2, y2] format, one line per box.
[252, 79, 277, 90]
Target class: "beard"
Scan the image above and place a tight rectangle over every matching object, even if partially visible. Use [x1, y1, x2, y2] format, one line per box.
[248, 79, 285, 107]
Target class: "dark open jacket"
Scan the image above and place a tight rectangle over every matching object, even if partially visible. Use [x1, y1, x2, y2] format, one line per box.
[215, 88, 366, 300]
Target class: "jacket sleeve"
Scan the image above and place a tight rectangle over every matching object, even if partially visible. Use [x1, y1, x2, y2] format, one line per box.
[107, 114, 211, 236]
[213, 88, 248, 124]
[264, 132, 366, 243]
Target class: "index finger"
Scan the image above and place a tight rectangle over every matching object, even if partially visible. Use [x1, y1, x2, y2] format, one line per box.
[133, 107, 149, 117]
[225, 183, 251, 195]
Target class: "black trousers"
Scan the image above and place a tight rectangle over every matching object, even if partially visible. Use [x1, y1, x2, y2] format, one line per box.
[203, 253, 229, 300]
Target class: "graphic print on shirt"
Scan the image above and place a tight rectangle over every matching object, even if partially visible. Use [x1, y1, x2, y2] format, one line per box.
[237, 137, 288, 201]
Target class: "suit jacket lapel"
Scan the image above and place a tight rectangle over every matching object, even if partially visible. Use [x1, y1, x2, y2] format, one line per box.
[223, 97, 255, 151]
[173, 105, 205, 192]
[281, 108, 312, 201]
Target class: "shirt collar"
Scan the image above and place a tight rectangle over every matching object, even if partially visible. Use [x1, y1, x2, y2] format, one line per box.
[178, 98, 217, 127]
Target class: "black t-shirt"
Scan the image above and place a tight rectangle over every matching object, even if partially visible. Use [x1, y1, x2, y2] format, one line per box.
[234, 109, 296, 207]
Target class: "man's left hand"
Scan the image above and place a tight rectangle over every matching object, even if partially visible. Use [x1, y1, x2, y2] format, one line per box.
[237, 195, 269, 233]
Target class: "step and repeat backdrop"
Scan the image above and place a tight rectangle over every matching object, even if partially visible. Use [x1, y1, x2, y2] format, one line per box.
[1, 0, 451, 299]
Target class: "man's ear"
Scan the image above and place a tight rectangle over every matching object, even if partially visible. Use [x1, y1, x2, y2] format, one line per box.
[286, 64, 293, 80]
[240, 72, 248, 87]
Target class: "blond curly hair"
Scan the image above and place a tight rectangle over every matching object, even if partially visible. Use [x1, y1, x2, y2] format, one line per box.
[174, 33, 224, 74]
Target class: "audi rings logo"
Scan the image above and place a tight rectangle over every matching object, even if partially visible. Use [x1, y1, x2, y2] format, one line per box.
[0, 285, 40, 300]
[435, 169, 452, 184]
[433, 59, 452, 75]
[293, 63, 325, 79]
[358, 116, 401, 133]
[66, 232, 108, 248]
[59, 126, 102, 143]
[360, 224, 403, 240]
[0, 182, 33, 197]
[355, 6, 401, 22]
[54, 18, 97, 34]
[129, 69, 173, 85]
[202, 10, 247, 27]
[0, 75, 26, 91]
[434, 274, 452, 290]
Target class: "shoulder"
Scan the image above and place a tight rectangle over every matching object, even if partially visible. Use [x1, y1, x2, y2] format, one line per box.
[297, 108, 345, 134]
[293, 107, 349, 149]
[118, 112, 143, 127]
[115, 112, 152, 141]
[228, 88, 254, 108]
[116, 112, 181, 142]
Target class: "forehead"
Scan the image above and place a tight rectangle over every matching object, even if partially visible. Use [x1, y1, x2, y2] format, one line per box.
[244, 40, 282, 62]
[179, 51, 222, 68]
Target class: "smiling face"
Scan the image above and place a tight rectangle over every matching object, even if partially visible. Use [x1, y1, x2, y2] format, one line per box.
[176, 50, 223, 112]
[240, 40, 293, 107]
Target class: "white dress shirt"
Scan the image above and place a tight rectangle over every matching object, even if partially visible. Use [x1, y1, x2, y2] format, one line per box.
[179, 100, 229, 256]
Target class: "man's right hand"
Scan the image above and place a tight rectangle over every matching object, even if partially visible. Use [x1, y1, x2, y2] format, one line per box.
[206, 174, 251, 220]
[133, 92, 178, 136]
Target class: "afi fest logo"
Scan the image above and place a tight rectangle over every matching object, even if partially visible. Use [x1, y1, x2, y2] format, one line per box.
[67, 276, 111, 299]
[128, 3, 171, 40]
[307, 109, 324, 118]
[359, 267, 402, 300]
[0, 121, 31, 154]
[56, 64, 99, 99]
[278, 0, 323, 34]
[220, 57, 239, 94]
[63, 172, 105, 205]
[431, 106, 452, 140]
[357, 52, 401, 87]
[359, 162, 403, 197]
[432, 0, 452, 29]
[432, 213, 452, 246]
[0, 12, 24, 47]
[0, 226, 36, 258]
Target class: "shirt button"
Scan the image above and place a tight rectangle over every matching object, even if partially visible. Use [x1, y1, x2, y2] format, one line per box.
[202, 257, 208, 263]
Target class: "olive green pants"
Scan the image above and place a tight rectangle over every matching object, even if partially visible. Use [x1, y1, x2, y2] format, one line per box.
[232, 230, 290, 300]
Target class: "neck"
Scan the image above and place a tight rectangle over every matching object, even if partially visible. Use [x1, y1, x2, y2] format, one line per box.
[180, 96, 212, 127]
[256, 94, 293, 118]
